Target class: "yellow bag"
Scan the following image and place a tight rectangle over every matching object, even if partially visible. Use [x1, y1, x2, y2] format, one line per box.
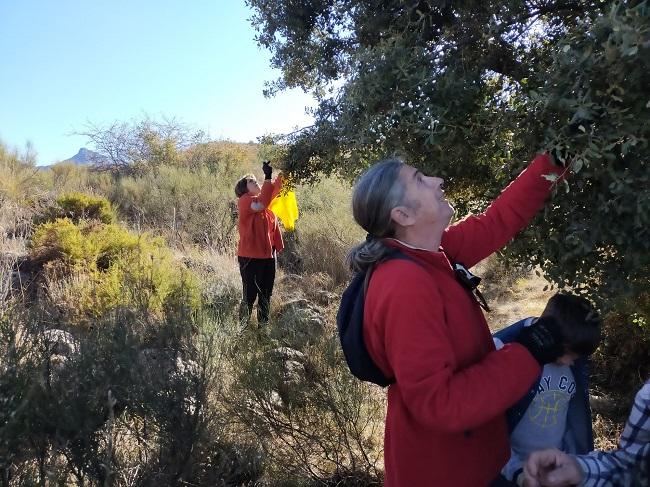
[269, 190, 299, 231]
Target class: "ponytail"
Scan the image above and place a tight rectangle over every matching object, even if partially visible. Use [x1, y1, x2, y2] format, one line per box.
[347, 235, 396, 274]
[347, 159, 406, 273]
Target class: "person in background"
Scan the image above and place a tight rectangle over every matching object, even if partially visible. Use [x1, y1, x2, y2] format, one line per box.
[524, 380, 649, 486]
[234, 161, 283, 325]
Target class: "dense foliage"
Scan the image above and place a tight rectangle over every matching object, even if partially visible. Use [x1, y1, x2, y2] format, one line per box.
[247, 0, 649, 309]
[509, 2, 649, 303]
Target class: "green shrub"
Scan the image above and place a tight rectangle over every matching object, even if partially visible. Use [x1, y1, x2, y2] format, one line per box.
[29, 218, 200, 326]
[44, 162, 91, 193]
[42, 192, 116, 224]
[0, 305, 261, 485]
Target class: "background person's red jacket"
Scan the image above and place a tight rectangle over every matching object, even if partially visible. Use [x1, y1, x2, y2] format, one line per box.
[363, 154, 562, 487]
[237, 175, 284, 258]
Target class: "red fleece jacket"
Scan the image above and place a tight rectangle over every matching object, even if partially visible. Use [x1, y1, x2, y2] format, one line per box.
[237, 175, 284, 258]
[363, 154, 563, 487]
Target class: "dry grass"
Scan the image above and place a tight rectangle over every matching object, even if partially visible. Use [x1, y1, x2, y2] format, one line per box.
[183, 248, 242, 288]
[0, 206, 31, 312]
[592, 413, 625, 451]
[474, 257, 555, 333]
[0, 252, 14, 312]
[0, 201, 32, 255]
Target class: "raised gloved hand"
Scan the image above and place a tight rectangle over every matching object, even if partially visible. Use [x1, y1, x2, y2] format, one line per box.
[262, 160, 273, 180]
[515, 316, 564, 366]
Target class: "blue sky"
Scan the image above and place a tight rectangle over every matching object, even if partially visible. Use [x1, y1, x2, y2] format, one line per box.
[0, 1, 316, 165]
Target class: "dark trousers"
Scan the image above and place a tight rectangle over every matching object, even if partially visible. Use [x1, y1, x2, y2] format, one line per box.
[238, 257, 276, 325]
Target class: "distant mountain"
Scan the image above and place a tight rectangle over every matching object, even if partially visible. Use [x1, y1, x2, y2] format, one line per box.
[62, 148, 108, 166]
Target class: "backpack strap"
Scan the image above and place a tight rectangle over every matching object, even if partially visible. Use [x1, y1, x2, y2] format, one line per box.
[337, 249, 421, 387]
[337, 249, 488, 387]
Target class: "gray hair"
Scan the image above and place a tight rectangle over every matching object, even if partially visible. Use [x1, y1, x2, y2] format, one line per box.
[347, 159, 406, 274]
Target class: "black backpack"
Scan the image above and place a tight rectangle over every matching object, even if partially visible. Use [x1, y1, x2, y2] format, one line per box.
[336, 250, 489, 387]
[336, 251, 416, 387]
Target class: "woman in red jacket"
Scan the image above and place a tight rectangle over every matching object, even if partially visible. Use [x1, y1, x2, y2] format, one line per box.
[234, 161, 283, 325]
[349, 154, 567, 486]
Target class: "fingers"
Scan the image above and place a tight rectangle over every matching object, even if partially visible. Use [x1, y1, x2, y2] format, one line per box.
[524, 449, 583, 487]
[523, 449, 562, 487]
[543, 457, 583, 486]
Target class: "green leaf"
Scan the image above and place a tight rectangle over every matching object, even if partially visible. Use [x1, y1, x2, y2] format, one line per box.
[572, 158, 584, 173]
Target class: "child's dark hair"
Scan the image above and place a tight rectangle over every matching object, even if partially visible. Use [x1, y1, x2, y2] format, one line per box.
[234, 174, 255, 198]
[541, 293, 602, 356]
